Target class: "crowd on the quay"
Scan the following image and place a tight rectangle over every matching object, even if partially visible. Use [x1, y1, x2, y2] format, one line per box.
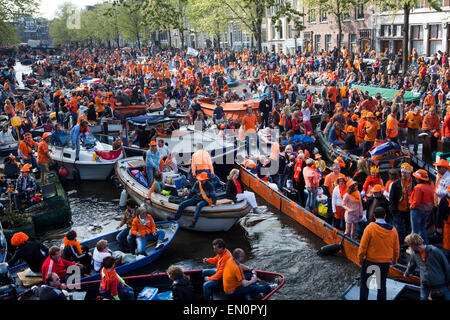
[0, 43, 449, 301]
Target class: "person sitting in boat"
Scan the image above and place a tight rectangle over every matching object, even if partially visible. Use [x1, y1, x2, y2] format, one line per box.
[69, 119, 90, 161]
[131, 208, 166, 255]
[18, 133, 39, 171]
[166, 265, 199, 301]
[116, 199, 139, 254]
[146, 141, 161, 187]
[157, 139, 170, 159]
[226, 168, 260, 214]
[343, 126, 361, 156]
[0, 125, 16, 145]
[50, 124, 68, 147]
[190, 143, 220, 187]
[99, 256, 134, 300]
[34, 272, 68, 300]
[41, 246, 85, 284]
[146, 171, 166, 200]
[212, 100, 225, 124]
[160, 152, 178, 174]
[202, 239, 232, 300]
[13, 163, 40, 212]
[62, 230, 92, 274]
[222, 248, 275, 299]
[6, 232, 48, 277]
[174, 172, 217, 228]
[93, 240, 122, 273]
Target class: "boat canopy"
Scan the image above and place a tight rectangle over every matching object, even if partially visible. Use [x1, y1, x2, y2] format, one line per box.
[351, 84, 422, 102]
[127, 114, 186, 128]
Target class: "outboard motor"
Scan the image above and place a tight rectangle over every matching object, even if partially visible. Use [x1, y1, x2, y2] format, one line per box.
[0, 263, 17, 300]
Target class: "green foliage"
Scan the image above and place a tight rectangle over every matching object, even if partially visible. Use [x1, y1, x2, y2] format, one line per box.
[0, 0, 37, 44]
[187, 0, 233, 37]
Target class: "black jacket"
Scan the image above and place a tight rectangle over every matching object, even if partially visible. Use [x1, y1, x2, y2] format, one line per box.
[259, 99, 272, 114]
[171, 275, 199, 301]
[188, 181, 216, 204]
[7, 240, 48, 273]
[226, 179, 244, 202]
[436, 196, 449, 229]
[389, 178, 417, 215]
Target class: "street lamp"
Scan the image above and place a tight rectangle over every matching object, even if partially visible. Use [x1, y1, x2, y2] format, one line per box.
[292, 28, 300, 54]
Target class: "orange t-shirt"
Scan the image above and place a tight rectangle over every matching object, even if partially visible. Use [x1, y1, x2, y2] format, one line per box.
[405, 112, 422, 129]
[364, 120, 380, 142]
[242, 114, 258, 133]
[37, 140, 50, 164]
[222, 258, 244, 294]
[326, 87, 339, 102]
[324, 172, 339, 192]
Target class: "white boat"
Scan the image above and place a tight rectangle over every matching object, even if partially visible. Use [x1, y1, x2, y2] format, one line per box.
[115, 157, 251, 232]
[50, 135, 123, 180]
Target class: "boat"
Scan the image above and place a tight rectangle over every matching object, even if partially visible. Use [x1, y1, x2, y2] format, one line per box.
[88, 119, 123, 135]
[114, 103, 162, 120]
[115, 157, 251, 232]
[342, 277, 420, 300]
[8, 220, 179, 293]
[0, 142, 18, 157]
[227, 79, 239, 87]
[0, 222, 6, 263]
[49, 134, 123, 180]
[237, 164, 421, 285]
[19, 268, 284, 301]
[0, 171, 72, 242]
[197, 97, 261, 122]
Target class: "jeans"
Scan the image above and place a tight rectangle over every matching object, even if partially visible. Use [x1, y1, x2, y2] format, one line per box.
[410, 209, 431, 244]
[260, 113, 270, 129]
[359, 260, 390, 301]
[227, 272, 272, 299]
[305, 187, 318, 212]
[99, 283, 135, 300]
[70, 110, 78, 126]
[135, 230, 165, 254]
[245, 133, 260, 156]
[174, 198, 209, 222]
[202, 269, 220, 301]
[146, 165, 155, 187]
[407, 128, 419, 153]
[392, 211, 411, 246]
[116, 227, 136, 253]
[420, 285, 450, 300]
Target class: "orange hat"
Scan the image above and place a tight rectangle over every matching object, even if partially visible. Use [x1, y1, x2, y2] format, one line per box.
[24, 133, 32, 139]
[337, 173, 347, 181]
[351, 114, 358, 121]
[344, 112, 349, 118]
[346, 179, 357, 188]
[400, 163, 413, 172]
[366, 112, 375, 118]
[334, 157, 345, 168]
[413, 169, 429, 181]
[149, 141, 157, 146]
[11, 232, 29, 246]
[315, 154, 322, 159]
[372, 184, 384, 192]
[21, 163, 32, 172]
[376, 111, 381, 116]
[433, 159, 450, 169]
[370, 166, 379, 174]
[196, 172, 209, 181]
[346, 126, 355, 133]
[42, 132, 51, 139]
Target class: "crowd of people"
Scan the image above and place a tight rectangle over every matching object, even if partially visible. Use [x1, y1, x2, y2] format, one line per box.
[1, 43, 450, 301]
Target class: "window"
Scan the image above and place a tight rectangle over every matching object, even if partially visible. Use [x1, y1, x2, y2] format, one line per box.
[339, 33, 344, 48]
[320, 8, 327, 22]
[411, 25, 424, 55]
[342, 12, 350, 21]
[315, 34, 321, 52]
[414, 0, 425, 8]
[350, 33, 357, 52]
[325, 34, 332, 52]
[429, 24, 443, 55]
[271, 26, 276, 40]
[278, 21, 283, 39]
[288, 25, 293, 39]
[356, 4, 364, 19]
[309, 9, 316, 23]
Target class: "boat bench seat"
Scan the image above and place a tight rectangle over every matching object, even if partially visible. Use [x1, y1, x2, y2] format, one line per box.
[17, 271, 43, 287]
[215, 199, 233, 205]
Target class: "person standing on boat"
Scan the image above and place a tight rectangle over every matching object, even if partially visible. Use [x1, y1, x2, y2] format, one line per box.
[157, 139, 170, 159]
[212, 100, 225, 125]
[303, 158, 321, 213]
[37, 132, 53, 186]
[145, 141, 161, 187]
[69, 120, 90, 161]
[14, 163, 39, 212]
[202, 239, 232, 301]
[358, 207, 399, 301]
[362, 112, 380, 156]
[434, 159, 450, 209]
[226, 168, 260, 214]
[409, 169, 435, 244]
[18, 133, 39, 171]
[131, 209, 166, 255]
[258, 95, 272, 129]
[404, 233, 450, 300]
[242, 106, 259, 156]
[175, 172, 217, 228]
[190, 143, 220, 186]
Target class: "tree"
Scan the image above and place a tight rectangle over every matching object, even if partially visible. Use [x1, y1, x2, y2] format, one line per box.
[117, 0, 147, 48]
[49, 2, 83, 45]
[306, 0, 355, 53]
[372, 0, 442, 75]
[187, 0, 233, 51]
[221, 0, 304, 53]
[0, 0, 37, 44]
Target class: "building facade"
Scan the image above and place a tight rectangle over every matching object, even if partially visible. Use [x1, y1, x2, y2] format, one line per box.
[14, 17, 52, 45]
[373, 0, 450, 56]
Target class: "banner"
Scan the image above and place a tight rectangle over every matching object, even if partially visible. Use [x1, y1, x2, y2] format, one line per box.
[186, 47, 199, 57]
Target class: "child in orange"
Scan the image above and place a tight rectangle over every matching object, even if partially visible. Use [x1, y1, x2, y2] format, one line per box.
[361, 166, 383, 199]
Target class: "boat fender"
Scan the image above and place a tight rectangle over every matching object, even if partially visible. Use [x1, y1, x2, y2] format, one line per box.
[119, 189, 128, 207]
[58, 166, 69, 178]
[73, 167, 81, 185]
[317, 243, 343, 257]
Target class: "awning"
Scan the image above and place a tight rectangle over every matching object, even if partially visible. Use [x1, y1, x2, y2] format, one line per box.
[351, 85, 422, 102]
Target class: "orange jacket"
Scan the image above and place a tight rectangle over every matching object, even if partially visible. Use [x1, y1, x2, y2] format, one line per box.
[406, 112, 422, 129]
[131, 214, 156, 237]
[206, 248, 232, 281]
[409, 182, 435, 209]
[37, 140, 50, 164]
[358, 222, 399, 263]
[421, 114, 440, 132]
[191, 149, 214, 175]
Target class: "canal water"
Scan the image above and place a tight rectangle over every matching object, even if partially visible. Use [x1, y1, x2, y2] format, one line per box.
[42, 178, 359, 300]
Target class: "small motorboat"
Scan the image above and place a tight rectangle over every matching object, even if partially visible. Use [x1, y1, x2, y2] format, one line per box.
[197, 97, 261, 122]
[50, 134, 123, 180]
[115, 157, 251, 232]
[8, 220, 179, 295]
[342, 277, 420, 300]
